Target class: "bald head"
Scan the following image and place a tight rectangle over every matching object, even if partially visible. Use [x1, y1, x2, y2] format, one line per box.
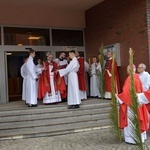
[137, 63, 146, 73]
[127, 65, 136, 74]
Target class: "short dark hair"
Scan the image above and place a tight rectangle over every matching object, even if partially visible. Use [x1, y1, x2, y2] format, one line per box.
[28, 49, 35, 55]
[69, 50, 75, 54]
[60, 51, 65, 54]
[24, 56, 28, 59]
[93, 56, 97, 59]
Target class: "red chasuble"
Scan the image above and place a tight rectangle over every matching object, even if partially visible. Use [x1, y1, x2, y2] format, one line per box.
[105, 59, 121, 93]
[77, 57, 86, 91]
[38, 61, 66, 99]
[117, 74, 149, 132]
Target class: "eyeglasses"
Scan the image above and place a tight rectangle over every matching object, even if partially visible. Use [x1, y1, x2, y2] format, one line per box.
[137, 67, 143, 69]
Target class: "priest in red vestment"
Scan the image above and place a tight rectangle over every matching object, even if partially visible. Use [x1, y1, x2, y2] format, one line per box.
[116, 65, 149, 144]
[75, 51, 87, 100]
[38, 52, 66, 104]
[104, 51, 121, 99]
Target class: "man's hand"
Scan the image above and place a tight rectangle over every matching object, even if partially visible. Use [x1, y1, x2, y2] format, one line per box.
[41, 67, 45, 71]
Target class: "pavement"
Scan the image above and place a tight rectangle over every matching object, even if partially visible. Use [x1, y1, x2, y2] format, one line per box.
[0, 128, 150, 150]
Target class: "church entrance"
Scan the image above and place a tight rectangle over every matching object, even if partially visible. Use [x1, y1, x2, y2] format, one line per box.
[6, 51, 46, 102]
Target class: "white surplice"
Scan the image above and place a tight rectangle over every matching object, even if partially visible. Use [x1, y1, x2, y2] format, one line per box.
[26, 56, 38, 105]
[20, 62, 27, 101]
[90, 63, 101, 97]
[116, 95, 149, 144]
[59, 57, 81, 105]
[43, 64, 61, 104]
[139, 71, 150, 91]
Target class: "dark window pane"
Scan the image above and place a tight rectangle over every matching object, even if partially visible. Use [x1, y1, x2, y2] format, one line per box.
[4, 27, 50, 46]
[52, 29, 84, 46]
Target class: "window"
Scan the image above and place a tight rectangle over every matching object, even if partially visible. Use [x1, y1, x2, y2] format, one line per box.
[4, 27, 50, 46]
[52, 29, 84, 46]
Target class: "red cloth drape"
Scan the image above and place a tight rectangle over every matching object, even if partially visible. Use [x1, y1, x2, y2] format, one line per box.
[38, 61, 67, 99]
[77, 57, 86, 91]
[105, 59, 121, 93]
[118, 74, 149, 132]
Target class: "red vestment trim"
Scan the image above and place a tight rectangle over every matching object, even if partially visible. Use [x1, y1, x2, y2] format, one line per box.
[118, 74, 149, 132]
[77, 57, 86, 91]
[105, 59, 121, 93]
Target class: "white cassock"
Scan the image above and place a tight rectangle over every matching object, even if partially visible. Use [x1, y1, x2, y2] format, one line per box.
[90, 63, 101, 98]
[84, 61, 89, 96]
[54, 58, 68, 85]
[139, 71, 150, 91]
[59, 57, 81, 105]
[43, 64, 61, 104]
[116, 95, 148, 144]
[26, 56, 38, 105]
[20, 62, 27, 101]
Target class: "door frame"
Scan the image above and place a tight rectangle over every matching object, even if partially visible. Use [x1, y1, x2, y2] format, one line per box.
[0, 45, 85, 103]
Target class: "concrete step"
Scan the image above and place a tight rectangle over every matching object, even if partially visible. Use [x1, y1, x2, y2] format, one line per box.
[0, 113, 109, 130]
[0, 101, 110, 116]
[0, 99, 111, 140]
[0, 107, 110, 123]
[0, 119, 110, 139]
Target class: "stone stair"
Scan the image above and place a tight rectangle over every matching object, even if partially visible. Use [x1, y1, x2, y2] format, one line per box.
[0, 99, 111, 140]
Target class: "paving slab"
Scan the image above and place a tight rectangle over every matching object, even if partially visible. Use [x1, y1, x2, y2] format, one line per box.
[0, 128, 150, 150]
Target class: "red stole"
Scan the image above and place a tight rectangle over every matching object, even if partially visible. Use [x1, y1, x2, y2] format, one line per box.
[38, 61, 67, 99]
[118, 74, 149, 132]
[77, 57, 86, 91]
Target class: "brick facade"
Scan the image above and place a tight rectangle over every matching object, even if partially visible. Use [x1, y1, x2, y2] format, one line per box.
[85, 0, 149, 87]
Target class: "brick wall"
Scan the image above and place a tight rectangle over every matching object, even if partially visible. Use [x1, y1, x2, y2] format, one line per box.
[85, 0, 149, 87]
[147, 0, 150, 63]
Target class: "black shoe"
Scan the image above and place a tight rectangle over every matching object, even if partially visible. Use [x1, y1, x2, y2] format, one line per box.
[28, 104, 38, 107]
[125, 142, 136, 145]
[97, 97, 101, 99]
[45, 103, 51, 105]
[28, 104, 32, 107]
[93, 96, 98, 98]
[105, 98, 112, 100]
[72, 105, 80, 109]
[25, 102, 28, 105]
[68, 105, 73, 109]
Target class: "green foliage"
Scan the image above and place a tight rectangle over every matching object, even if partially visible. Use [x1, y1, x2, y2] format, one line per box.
[110, 52, 122, 142]
[128, 48, 145, 150]
[97, 44, 105, 99]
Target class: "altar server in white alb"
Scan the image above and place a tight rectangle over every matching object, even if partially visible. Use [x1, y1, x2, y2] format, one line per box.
[20, 56, 28, 102]
[58, 50, 81, 109]
[137, 63, 150, 91]
[26, 49, 44, 107]
[90, 56, 101, 98]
